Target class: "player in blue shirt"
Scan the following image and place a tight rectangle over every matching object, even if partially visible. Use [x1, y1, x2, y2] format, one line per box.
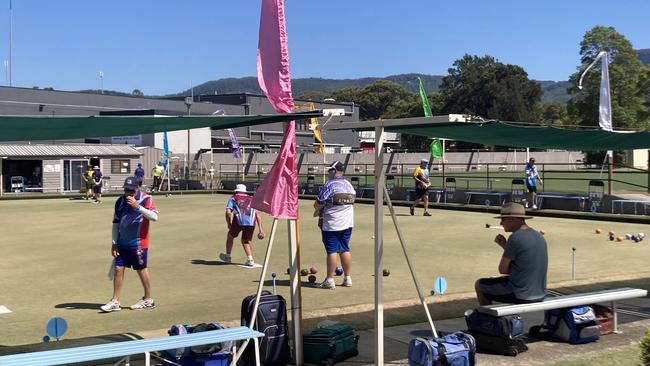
[101, 177, 159, 312]
[524, 157, 543, 209]
[219, 184, 265, 267]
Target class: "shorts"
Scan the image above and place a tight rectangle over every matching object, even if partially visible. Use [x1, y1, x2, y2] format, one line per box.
[415, 187, 428, 199]
[93, 185, 102, 194]
[229, 220, 255, 243]
[86, 182, 93, 190]
[115, 247, 148, 270]
[477, 276, 543, 304]
[526, 184, 537, 193]
[321, 227, 353, 254]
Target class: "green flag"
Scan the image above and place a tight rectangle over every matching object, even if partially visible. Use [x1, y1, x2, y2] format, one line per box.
[419, 77, 443, 158]
[417, 77, 433, 117]
[430, 138, 442, 158]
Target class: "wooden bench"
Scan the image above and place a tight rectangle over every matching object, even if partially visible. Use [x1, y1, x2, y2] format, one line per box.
[0, 326, 264, 366]
[535, 193, 589, 211]
[476, 287, 647, 333]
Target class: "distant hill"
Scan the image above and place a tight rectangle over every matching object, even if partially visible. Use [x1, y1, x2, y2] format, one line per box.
[638, 48, 650, 65]
[173, 74, 444, 98]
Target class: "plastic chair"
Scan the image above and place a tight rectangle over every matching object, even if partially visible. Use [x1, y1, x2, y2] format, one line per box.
[445, 177, 456, 203]
[588, 180, 605, 209]
[511, 179, 526, 204]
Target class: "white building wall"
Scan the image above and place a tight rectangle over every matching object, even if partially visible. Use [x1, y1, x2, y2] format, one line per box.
[154, 128, 211, 154]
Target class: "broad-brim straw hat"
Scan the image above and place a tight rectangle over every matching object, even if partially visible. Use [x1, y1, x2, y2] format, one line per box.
[494, 202, 532, 219]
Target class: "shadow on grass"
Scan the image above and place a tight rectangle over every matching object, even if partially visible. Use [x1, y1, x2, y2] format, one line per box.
[191, 259, 231, 266]
[55, 302, 105, 310]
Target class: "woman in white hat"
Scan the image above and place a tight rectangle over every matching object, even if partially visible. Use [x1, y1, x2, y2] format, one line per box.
[219, 184, 265, 266]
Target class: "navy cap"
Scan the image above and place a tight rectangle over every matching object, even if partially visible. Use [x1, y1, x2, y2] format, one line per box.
[327, 161, 345, 172]
[122, 177, 139, 190]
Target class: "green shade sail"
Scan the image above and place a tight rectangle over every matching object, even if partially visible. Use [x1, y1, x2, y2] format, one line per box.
[391, 120, 650, 151]
[0, 112, 318, 142]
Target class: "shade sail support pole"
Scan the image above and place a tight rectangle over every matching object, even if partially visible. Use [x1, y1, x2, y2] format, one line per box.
[235, 218, 278, 360]
[374, 126, 385, 366]
[383, 185, 438, 338]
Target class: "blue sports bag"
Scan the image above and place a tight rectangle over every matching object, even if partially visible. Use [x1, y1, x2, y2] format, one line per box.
[408, 331, 477, 366]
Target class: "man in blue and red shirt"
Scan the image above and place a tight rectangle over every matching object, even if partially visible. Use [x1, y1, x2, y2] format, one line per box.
[101, 176, 159, 312]
[219, 184, 265, 267]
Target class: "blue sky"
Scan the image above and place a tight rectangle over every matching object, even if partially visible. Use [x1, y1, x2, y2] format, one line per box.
[0, 0, 648, 95]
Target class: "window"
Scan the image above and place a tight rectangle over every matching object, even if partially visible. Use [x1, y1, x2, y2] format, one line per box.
[111, 160, 131, 174]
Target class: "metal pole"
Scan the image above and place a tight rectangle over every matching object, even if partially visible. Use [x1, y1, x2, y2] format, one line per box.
[608, 154, 613, 195]
[236, 219, 279, 360]
[647, 150, 649, 194]
[374, 126, 385, 366]
[571, 247, 576, 280]
[9, 0, 12, 86]
[383, 185, 437, 338]
[288, 219, 303, 365]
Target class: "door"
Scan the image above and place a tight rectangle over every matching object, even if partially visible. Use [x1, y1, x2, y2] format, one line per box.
[63, 160, 88, 192]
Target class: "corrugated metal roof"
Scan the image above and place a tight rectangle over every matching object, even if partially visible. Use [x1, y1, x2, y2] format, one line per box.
[0, 144, 141, 157]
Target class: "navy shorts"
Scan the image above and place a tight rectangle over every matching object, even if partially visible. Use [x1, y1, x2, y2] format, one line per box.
[321, 228, 352, 254]
[477, 276, 543, 304]
[526, 184, 537, 193]
[93, 185, 102, 194]
[115, 247, 148, 270]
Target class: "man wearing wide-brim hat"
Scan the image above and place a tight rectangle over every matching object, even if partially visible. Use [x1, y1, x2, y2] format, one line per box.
[475, 202, 548, 305]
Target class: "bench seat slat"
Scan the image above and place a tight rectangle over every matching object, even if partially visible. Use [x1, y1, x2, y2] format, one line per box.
[0, 327, 263, 366]
[477, 288, 647, 316]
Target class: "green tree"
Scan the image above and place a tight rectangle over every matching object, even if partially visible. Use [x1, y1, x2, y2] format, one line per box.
[332, 80, 415, 120]
[296, 90, 330, 102]
[540, 101, 568, 126]
[567, 26, 650, 130]
[132, 89, 144, 97]
[439, 54, 543, 122]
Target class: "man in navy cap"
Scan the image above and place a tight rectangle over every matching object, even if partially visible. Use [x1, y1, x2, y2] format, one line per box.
[314, 161, 356, 289]
[101, 176, 159, 312]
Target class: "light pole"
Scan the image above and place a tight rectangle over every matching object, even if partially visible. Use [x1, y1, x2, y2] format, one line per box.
[8, 0, 13, 86]
[98, 71, 104, 94]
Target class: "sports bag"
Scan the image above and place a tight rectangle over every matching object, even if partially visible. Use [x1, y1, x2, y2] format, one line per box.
[464, 309, 527, 356]
[303, 323, 359, 365]
[165, 322, 232, 361]
[530, 306, 600, 344]
[407, 331, 477, 366]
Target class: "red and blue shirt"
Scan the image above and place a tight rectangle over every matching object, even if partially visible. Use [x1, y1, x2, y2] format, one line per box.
[113, 191, 158, 248]
[227, 193, 256, 227]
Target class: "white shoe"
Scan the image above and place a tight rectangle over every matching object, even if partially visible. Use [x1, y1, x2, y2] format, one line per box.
[100, 299, 121, 313]
[342, 276, 352, 287]
[219, 253, 231, 263]
[244, 258, 255, 267]
[130, 298, 155, 310]
[318, 278, 336, 289]
[532, 204, 538, 209]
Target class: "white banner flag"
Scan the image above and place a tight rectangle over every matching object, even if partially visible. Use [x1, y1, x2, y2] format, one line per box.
[579, 51, 613, 157]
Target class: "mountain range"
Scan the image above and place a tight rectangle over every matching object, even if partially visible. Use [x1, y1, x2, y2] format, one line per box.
[174, 49, 649, 104]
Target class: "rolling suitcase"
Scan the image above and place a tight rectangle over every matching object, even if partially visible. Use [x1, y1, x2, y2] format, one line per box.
[239, 290, 291, 366]
[303, 323, 359, 365]
[465, 309, 528, 356]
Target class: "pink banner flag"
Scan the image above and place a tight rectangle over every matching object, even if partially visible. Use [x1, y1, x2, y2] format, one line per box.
[251, 0, 298, 219]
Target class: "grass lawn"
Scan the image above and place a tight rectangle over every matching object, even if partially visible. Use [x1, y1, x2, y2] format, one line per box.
[1, 194, 650, 346]
[548, 343, 642, 366]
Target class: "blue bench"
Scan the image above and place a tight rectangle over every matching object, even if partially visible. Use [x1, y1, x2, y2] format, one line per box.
[464, 191, 510, 205]
[406, 188, 445, 203]
[536, 194, 589, 210]
[476, 288, 647, 333]
[611, 199, 650, 215]
[0, 326, 264, 366]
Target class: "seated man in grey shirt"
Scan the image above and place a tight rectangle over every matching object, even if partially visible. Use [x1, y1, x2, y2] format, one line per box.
[475, 202, 548, 305]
